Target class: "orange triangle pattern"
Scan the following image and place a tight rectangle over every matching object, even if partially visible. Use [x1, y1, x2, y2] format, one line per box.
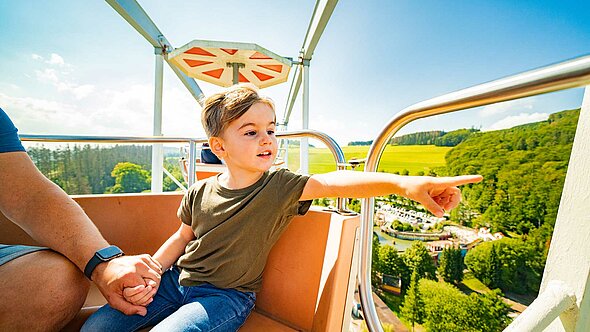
[249, 51, 272, 60]
[183, 59, 213, 67]
[252, 70, 274, 81]
[203, 68, 224, 79]
[257, 64, 283, 73]
[238, 72, 249, 83]
[185, 47, 216, 57]
[221, 48, 238, 55]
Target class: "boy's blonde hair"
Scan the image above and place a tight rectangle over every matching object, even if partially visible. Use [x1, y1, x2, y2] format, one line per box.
[201, 84, 275, 138]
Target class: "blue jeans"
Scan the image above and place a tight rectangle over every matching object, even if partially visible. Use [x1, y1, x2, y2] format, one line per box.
[82, 266, 256, 332]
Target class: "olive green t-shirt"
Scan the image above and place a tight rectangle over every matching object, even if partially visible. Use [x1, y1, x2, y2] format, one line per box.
[176, 168, 312, 292]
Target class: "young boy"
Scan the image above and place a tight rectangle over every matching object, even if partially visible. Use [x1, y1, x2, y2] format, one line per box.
[82, 85, 481, 332]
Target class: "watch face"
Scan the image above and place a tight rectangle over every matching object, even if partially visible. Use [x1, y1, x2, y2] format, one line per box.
[97, 246, 123, 260]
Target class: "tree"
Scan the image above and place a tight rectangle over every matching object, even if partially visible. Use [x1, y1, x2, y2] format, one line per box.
[437, 247, 464, 284]
[400, 270, 425, 331]
[464, 238, 543, 294]
[372, 232, 381, 286]
[107, 162, 151, 193]
[404, 241, 436, 281]
[377, 244, 409, 290]
[489, 243, 501, 289]
[419, 279, 511, 331]
[469, 289, 512, 331]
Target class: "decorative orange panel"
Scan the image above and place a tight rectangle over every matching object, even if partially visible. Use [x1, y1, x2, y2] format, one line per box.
[203, 68, 224, 79]
[185, 47, 216, 57]
[183, 59, 213, 67]
[238, 72, 249, 83]
[252, 70, 274, 81]
[221, 48, 238, 55]
[257, 64, 283, 73]
[249, 51, 272, 60]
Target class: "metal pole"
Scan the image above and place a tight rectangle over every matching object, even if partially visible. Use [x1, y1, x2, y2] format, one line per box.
[232, 63, 239, 85]
[300, 59, 310, 174]
[227, 62, 244, 86]
[151, 51, 164, 193]
[188, 140, 197, 187]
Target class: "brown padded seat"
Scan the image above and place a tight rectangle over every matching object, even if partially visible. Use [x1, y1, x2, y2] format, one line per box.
[0, 193, 359, 331]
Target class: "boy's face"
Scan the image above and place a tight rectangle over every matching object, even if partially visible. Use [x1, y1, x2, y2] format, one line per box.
[213, 102, 277, 174]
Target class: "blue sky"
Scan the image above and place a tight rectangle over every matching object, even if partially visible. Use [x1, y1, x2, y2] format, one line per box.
[1, 1, 589, 146]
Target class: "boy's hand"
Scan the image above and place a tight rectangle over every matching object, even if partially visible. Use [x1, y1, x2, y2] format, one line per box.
[92, 254, 162, 316]
[123, 278, 158, 306]
[402, 175, 483, 217]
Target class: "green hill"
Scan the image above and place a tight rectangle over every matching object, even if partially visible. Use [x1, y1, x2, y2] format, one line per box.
[444, 109, 579, 234]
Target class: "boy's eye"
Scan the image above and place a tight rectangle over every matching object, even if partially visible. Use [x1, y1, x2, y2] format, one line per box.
[267, 130, 275, 135]
[245, 131, 256, 136]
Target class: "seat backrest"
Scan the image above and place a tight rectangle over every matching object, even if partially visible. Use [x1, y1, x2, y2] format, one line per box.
[0, 193, 359, 332]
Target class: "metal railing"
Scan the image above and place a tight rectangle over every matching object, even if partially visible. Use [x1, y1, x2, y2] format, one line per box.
[359, 55, 590, 332]
[20, 130, 347, 209]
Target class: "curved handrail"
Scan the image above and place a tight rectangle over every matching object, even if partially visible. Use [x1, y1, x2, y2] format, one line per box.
[359, 55, 590, 332]
[20, 130, 347, 208]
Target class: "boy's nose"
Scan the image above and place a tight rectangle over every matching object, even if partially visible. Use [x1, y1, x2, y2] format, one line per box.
[260, 133, 273, 145]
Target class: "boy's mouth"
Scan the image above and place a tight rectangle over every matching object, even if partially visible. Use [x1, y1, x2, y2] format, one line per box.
[257, 151, 272, 157]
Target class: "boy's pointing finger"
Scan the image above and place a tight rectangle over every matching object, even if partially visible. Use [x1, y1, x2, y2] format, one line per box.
[438, 175, 483, 187]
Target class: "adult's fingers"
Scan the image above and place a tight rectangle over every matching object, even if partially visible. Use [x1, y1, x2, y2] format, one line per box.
[437, 175, 483, 187]
[108, 295, 148, 316]
[140, 268, 162, 287]
[123, 285, 146, 298]
[124, 285, 151, 303]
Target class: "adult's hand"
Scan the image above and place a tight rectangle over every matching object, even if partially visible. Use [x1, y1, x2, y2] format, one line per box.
[91, 254, 162, 316]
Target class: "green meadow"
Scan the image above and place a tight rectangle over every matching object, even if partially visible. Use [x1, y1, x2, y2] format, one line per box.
[286, 145, 452, 174]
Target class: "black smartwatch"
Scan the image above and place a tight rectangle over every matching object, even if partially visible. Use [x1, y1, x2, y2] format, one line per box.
[84, 245, 124, 280]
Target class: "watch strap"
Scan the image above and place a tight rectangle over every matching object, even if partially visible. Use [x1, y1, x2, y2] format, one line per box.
[83, 245, 124, 280]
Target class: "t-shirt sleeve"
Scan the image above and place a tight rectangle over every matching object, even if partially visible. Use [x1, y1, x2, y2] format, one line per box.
[275, 169, 312, 217]
[0, 108, 26, 153]
[177, 189, 194, 226]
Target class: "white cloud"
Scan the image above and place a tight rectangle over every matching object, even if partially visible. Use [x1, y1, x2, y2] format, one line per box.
[484, 112, 549, 131]
[35, 68, 59, 84]
[31, 53, 66, 66]
[48, 53, 65, 66]
[479, 98, 535, 117]
[35, 67, 95, 100]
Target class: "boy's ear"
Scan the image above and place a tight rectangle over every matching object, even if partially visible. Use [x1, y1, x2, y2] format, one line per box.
[208, 137, 225, 159]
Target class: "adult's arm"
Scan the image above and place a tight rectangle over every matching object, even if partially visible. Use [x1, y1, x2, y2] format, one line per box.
[0, 151, 161, 316]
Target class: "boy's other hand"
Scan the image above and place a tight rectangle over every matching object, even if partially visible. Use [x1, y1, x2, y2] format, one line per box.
[123, 278, 158, 306]
[402, 175, 483, 217]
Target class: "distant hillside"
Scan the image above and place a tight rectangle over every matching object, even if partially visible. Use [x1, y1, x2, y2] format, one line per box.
[390, 128, 479, 147]
[347, 140, 373, 146]
[444, 109, 579, 235]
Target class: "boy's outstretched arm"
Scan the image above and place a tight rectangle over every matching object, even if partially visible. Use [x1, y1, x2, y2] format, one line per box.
[300, 170, 483, 217]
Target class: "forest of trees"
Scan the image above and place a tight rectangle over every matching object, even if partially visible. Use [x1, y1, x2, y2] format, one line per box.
[444, 109, 578, 235]
[373, 240, 511, 331]
[389, 128, 479, 147]
[27, 145, 185, 194]
[347, 140, 373, 146]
